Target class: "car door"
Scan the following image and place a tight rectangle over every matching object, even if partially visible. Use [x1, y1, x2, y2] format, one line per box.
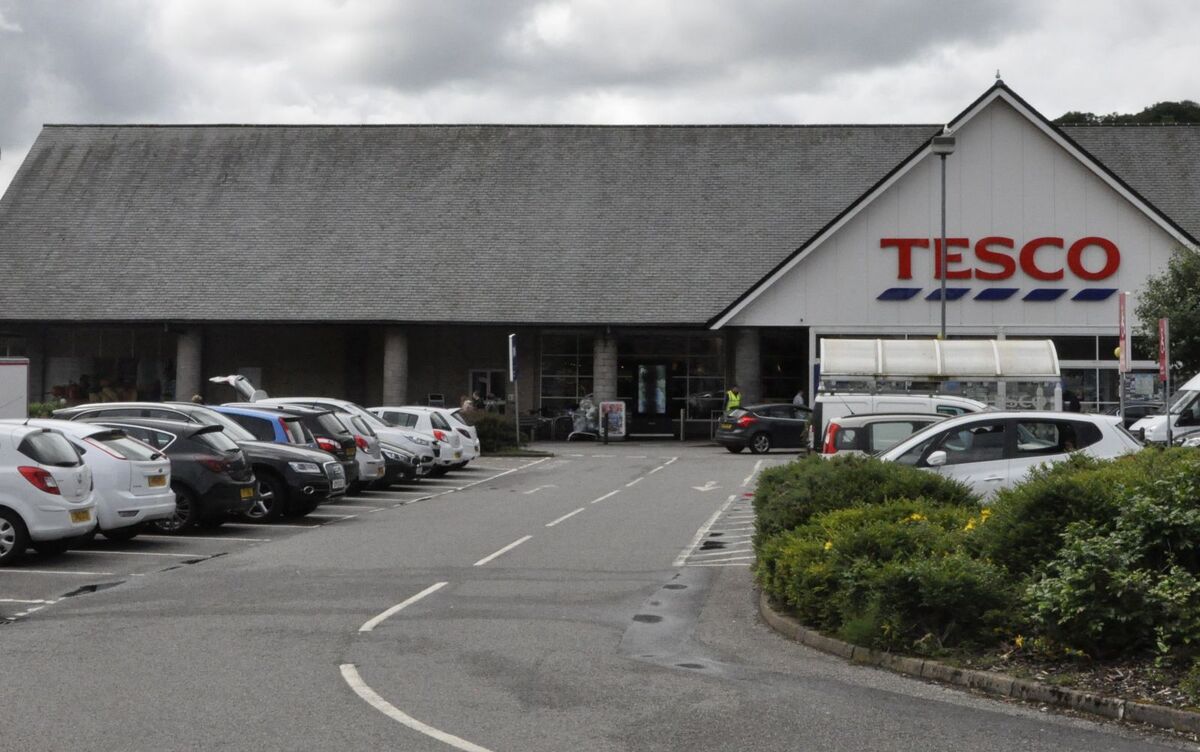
[867, 420, 931, 455]
[765, 405, 806, 448]
[1009, 418, 1101, 484]
[924, 419, 1011, 497]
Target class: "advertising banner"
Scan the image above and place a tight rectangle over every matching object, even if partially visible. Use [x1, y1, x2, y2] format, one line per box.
[599, 401, 627, 440]
[1159, 318, 1170, 383]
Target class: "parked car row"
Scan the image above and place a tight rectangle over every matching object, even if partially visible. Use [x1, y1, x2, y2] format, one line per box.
[0, 385, 487, 565]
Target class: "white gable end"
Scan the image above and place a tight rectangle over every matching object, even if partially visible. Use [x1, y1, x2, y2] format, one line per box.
[725, 96, 1184, 334]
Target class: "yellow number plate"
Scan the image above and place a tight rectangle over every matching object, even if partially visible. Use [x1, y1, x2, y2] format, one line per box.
[720, 423, 733, 430]
[240, 486, 255, 500]
[148, 475, 167, 488]
[70, 509, 91, 524]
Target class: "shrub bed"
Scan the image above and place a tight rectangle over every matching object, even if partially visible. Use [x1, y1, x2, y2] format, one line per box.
[463, 411, 518, 453]
[754, 447, 1200, 670]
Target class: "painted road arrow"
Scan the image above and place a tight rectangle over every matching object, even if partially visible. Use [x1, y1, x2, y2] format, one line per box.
[691, 481, 719, 492]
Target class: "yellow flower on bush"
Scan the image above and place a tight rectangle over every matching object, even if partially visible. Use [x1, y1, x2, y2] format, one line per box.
[823, 540, 833, 551]
[964, 518, 977, 532]
[1014, 634, 1025, 649]
[980, 508, 993, 522]
[907, 512, 926, 523]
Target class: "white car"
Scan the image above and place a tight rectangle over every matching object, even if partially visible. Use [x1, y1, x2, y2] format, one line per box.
[877, 411, 1142, 498]
[342, 413, 387, 488]
[369, 406, 479, 466]
[1131, 372, 1200, 444]
[13, 419, 174, 542]
[0, 423, 96, 565]
[249, 396, 441, 475]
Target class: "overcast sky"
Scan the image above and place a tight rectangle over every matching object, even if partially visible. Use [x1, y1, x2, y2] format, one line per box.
[1, 0, 1197, 193]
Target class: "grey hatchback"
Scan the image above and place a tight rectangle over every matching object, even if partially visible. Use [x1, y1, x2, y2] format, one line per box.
[715, 403, 812, 454]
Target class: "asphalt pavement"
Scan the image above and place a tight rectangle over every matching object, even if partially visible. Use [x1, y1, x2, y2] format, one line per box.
[0, 444, 1190, 751]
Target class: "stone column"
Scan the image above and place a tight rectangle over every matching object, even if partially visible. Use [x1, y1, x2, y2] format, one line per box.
[733, 328, 761, 404]
[382, 326, 409, 406]
[175, 327, 203, 401]
[592, 334, 618, 401]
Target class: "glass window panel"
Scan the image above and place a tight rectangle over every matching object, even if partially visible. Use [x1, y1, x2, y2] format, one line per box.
[540, 377, 580, 398]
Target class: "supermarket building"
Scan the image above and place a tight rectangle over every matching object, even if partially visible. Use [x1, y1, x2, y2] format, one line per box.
[0, 82, 1197, 436]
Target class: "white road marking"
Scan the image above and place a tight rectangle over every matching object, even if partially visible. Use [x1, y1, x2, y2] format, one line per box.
[687, 555, 757, 565]
[673, 494, 738, 568]
[70, 549, 211, 559]
[522, 484, 557, 495]
[686, 560, 756, 567]
[742, 459, 765, 487]
[715, 525, 756, 532]
[663, 456, 678, 466]
[0, 569, 117, 576]
[591, 454, 614, 458]
[689, 548, 753, 558]
[692, 481, 719, 492]
[139, 534, 271, 543]
[359, 582, 448, 633]
[0, 597, 57, 604]
[306, 513, 358, 520]
[590, 490, 620, 505]
[318, 504, 385, 511]
[473, 535, 533, 567]
[625, 477, 643, 487]
[223, 522, 322, 530]
[340, 664, 495, 752]
[545, 507, 585, 527]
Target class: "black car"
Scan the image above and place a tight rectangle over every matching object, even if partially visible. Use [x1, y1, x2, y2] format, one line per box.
[714, 403, 812, 454]
[80, 417, 257, 532]
[56, 402, 345, 520]
[1106, 401, 1164, 429]
[221, 403, 360, 491]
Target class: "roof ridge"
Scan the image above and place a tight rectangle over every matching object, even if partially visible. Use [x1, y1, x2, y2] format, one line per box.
[40, 122, 942, 130]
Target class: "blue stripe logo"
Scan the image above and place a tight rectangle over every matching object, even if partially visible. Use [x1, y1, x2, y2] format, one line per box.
[875, 287, 1118, 302]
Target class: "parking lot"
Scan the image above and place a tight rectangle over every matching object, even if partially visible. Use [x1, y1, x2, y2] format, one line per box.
[0, 457, 533, 622]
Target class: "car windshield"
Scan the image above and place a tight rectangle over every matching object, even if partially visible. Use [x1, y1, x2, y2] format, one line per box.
[317, 412, 352, 437]
[281, 418, 308, 444]
[449, 409, 470, 427]
[191, 408, 257, 442]
[195, 428, 240, 453]
[87, 431, 163, 461]
[1166, 389, 1197, 415]
[19, 430, 82, 467]
[349, 415, 376, 438]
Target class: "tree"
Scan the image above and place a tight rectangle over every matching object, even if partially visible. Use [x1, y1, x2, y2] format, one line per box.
[1054, 100, 1200, 126]
[1135, 248, 1200, 379]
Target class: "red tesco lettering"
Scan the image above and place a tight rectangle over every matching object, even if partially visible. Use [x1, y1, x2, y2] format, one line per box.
[880, 236, 1120, 281]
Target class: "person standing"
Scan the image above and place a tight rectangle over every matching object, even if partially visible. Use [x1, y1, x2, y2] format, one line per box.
[725, 384, 742, 414]
[792, 388, 807, 410]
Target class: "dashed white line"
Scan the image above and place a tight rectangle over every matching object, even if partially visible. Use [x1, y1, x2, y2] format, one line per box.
[625, 477, 643, 488]
[743, 459, 765, 487]
[0, 597, 57, 604]
[590, 490, 620, 505]
[673, 493, 738, 568]
[545, 507, 585, 528]
[473, 535, 533, 567]
[687, 555, 757, 565]
[663, 456, 678, 466]
[223, 522, 322, 530]
[358, 582, 448, 633]
[340, 664, 495, 752]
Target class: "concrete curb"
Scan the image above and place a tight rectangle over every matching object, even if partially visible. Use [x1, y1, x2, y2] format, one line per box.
[758, 591, 1200, 736]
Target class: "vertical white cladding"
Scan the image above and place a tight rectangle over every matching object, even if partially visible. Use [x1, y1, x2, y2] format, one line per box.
[728, 98, 1183, 333]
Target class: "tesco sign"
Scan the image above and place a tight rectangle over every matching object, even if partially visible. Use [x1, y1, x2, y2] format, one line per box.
[881, 236, 1120, 281]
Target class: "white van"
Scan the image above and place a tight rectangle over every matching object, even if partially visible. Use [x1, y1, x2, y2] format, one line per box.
[1130, 373, 1200, 444]
[812, 393, 989, 448]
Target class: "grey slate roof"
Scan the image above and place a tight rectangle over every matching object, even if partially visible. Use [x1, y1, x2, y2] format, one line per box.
[0, 122, 1197, 325]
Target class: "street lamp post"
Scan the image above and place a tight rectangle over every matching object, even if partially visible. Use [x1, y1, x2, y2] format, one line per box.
[931, 130, 956, 340]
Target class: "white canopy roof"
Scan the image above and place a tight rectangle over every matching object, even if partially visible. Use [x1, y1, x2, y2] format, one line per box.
[819, 339, 1060, 380]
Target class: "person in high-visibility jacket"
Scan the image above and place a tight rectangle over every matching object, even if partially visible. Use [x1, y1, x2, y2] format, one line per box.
[725, 385, 742, 413]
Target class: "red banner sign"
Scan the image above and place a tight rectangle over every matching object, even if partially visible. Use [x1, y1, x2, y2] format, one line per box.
[1160, 318, 1170, 383]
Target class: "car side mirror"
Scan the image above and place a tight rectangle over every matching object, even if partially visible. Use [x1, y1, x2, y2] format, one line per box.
[926, 450, 948, 467]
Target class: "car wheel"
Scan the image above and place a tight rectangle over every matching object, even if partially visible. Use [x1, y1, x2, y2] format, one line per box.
[103, 526, 140, 543]
[0, 510, 30, 566]
[32, 538, 72, 556]
[749, 432, 772, 454]
[243, 473, 287, 522]
[151, 484, 198, 534]
[725, 445, 745, 454]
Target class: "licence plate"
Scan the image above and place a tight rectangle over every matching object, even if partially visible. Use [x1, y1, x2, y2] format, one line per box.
[148, 475, 167, 488]
[375, 466, 385, 477]
[332, 478, 345, 490]
[240, 486, 255, 500]
[70, 509, 91, 524]
[346, 447, 356, 459]
[720, 423, 733, 429]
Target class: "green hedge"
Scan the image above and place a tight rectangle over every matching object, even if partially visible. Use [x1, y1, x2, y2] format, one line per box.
[463, 411, 518, 453]
[753, 454, 977, 542]
[754, 446, 1200, 660]
[756, 498, 1015, 651]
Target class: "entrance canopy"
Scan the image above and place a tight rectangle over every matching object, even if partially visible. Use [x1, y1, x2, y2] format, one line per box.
[819, 339, 1060, 381]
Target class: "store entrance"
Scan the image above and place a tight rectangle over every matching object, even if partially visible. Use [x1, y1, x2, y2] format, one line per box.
[629, 361, 679, 436]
